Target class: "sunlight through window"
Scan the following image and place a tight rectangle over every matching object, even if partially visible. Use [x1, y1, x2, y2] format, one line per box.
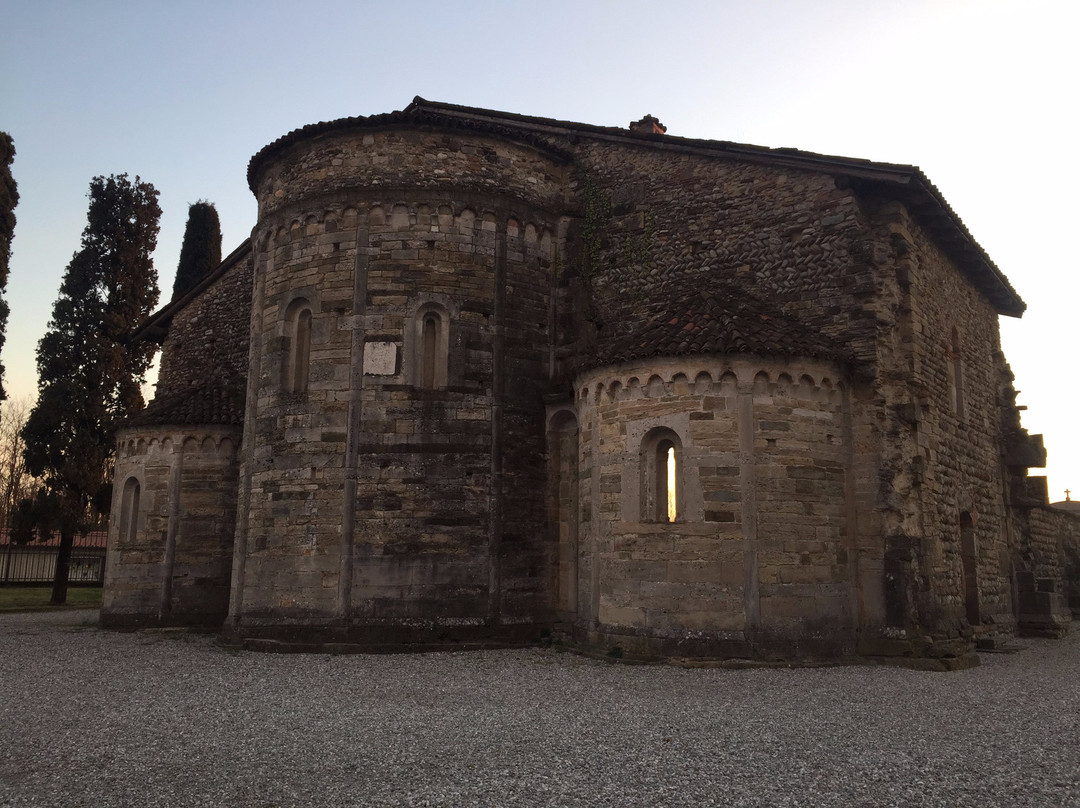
[666, 446, 676, 522]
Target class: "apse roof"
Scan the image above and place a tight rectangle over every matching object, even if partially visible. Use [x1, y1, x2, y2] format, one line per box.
[128, 383, 245, 428]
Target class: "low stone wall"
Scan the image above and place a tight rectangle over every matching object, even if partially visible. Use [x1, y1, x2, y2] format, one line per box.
[1026, 505, 1080, 625]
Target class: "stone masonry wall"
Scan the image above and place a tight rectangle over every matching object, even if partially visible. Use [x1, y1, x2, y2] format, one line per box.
[570, 356, 851, 659]
[555, 138, 878, 374]
[540, 141, 905, 658]
[104, 105, 1067, 664]
[155, 248, 253, 401]
[875, 201, 1018, 641]
[253, 129, 567, 222]
[232, 130, 566, 643]
[1059, 509, 1080, 616]
[102, 425, 240, 627]
[1014, 503, 1074, 634]
[499, 216, 561, 621]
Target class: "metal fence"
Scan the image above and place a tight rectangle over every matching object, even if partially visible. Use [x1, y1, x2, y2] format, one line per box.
[0, 529, 108, 585]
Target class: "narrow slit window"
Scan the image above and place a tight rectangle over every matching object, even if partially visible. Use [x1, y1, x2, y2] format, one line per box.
[422, 313, 438, 389]
[413, 304, 449, 389]
[119, 477, 140, 543]
[293, 308, 312, 392]
[642, 427, 682, 523]
[285, 300, 313, 394]
[655, 439, 676, 522]
[660, 445, 669, 520]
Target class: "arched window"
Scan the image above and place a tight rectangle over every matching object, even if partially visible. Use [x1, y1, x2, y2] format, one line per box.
[641, 427, 682, 523]
[657, 439, 677, 522]
[421, 312, 439, 389]
[118, 476, 141, 544]
[413, 303, 449, 389]
[285, 299, 313, 393]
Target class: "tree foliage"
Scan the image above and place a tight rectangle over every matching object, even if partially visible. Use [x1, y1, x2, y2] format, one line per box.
[8, 489, 56, 545]
[21, 174, 160, 600]
[171, 200, 221, 300]
[0, 132, 18, 403]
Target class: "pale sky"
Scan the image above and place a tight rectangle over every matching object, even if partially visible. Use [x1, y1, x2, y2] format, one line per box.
[1, 0, 1076, 499]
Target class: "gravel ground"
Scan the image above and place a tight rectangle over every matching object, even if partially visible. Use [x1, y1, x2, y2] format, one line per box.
[0, 610, 1077, 807]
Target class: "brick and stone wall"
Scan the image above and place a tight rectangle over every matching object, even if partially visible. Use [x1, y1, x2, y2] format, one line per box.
[568, 356, 852, 658]
[862, 201, 1040, 646]
[102, 248, 251, 628]
[550, 138, 878, 377]
[536, 135, 1010, 658]
[105, 102, 1071, 665]
[1011, 499, 1075, 634]
[230, 130, 569, 644]
[102, 426, 240, 627]
[155, 247, 253, 402]
[1059, 509, 1080, 616]
[252, 128, 567, 222]
[228, 113, 1054, 659]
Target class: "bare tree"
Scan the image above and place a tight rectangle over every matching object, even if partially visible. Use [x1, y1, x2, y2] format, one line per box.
[0, 395, 37, 535]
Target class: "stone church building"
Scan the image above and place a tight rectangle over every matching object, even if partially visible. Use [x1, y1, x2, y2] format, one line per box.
[102, 98, 1077, 666]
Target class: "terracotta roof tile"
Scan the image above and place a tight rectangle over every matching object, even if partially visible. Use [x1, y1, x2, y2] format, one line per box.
[129, 384, 245, 428]
[598, 280, 846, 368]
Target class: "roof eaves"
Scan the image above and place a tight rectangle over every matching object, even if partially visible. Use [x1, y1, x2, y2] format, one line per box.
[409, 97, 922, 182]
[907, 171, 1025, 316]
[246, 103, 576, 192]
[847, 171, 1025, 317]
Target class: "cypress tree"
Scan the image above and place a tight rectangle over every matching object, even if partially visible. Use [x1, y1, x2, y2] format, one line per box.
[0, 132, 18, 404]
[22, 174, 160, 603]
[171, 200, 221, 300]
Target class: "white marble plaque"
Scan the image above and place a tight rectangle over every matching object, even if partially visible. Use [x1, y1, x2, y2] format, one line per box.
[363, 341, 398, 375]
